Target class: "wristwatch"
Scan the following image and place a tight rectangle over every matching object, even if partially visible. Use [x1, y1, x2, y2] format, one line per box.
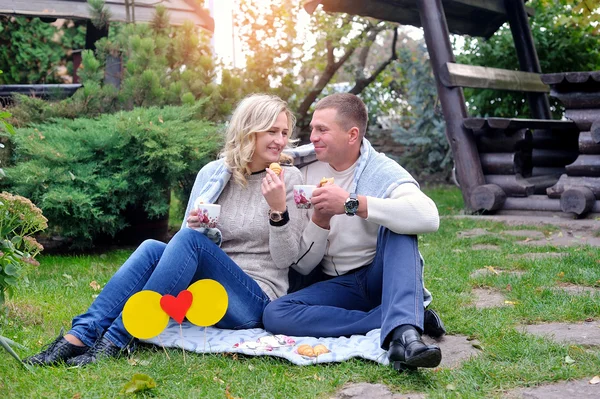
[344, 193, 359, 216]
[268, 207, 290, 226]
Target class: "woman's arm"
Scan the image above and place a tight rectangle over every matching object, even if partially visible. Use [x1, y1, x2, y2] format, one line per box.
[268, 167, 308, 269]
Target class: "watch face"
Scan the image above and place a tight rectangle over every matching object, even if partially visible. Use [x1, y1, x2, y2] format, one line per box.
[269, 211, 283, 222]
[344, 198, 359, 215]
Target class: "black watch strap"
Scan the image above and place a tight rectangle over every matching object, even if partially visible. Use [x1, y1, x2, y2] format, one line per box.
[269, 209, 290, 226]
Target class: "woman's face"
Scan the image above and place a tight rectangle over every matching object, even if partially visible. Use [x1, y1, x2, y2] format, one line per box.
[249, 111, 289, 171]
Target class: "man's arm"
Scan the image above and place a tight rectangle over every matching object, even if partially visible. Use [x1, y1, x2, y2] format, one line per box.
[366, 183, 439, 234]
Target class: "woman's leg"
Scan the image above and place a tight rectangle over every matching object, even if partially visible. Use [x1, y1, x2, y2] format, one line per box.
[68, 239, 167, 347]
[103, 228, 270, 348]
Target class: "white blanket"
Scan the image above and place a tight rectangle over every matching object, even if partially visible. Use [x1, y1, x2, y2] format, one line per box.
[143, 321, 389, 366]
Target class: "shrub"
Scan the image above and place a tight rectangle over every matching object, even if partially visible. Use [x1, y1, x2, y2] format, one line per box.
[0, 193, 47, 304]
[2, 103, 222, 248]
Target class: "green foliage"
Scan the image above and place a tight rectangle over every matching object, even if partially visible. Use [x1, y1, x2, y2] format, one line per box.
[0, 17, 85, 84]
[8, 10, 243, 125]
[392, 47, 452, 179]
[120, 373, 157, 394]
[457, 0, 600, 118]
[0, 192, 47, 304]
[2, 104, 222, 248]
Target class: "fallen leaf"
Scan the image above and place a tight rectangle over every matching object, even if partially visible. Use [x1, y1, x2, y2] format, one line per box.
[557, 272, 565, 278]
[564, 355, 576, 364]
[89, 281, 101, 291]
[585, 317, 594, 322]
[313, 374, 324, 381]
[128, 358, 150, 366]
[557, 232, 563, 237]
[589, 376, 600, 385]
[506, 284, 512, 292]
[72, 394, 81, 399]
[446, 384, 456, 391]
[213, 376, 224, 384]
[471, 343, 484, 351]
[504, 300, 518, 305]
[120, 373, 156, 394]
[247, 364, 254, 371]
[62, 274, 73, 280]
[485, 266, 500, 275]
[225, 385, 240, 399]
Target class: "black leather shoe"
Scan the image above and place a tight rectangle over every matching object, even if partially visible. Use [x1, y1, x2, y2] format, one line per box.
[423, 308, 446, 338]
[23, 330, 88, 366]
[388, 325, 442, 371]
[66, 336, 123, 367]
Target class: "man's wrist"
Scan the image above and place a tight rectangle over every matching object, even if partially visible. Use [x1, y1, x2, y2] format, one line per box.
[311, 213, 331, 229]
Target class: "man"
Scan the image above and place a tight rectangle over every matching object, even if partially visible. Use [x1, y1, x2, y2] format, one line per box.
[262, 93, 444, 371]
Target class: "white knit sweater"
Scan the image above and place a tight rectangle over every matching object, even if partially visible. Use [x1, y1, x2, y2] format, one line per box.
[215, 167, 306, 299]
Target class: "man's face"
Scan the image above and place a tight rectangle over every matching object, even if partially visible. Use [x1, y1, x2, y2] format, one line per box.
[309, 108, 352, 169]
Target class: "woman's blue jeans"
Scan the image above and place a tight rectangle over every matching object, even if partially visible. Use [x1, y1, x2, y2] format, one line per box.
[69, 228, 271, 348]
[263, 229, 424, 349]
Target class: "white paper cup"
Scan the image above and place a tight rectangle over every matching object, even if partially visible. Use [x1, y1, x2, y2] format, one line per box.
[293, 185, 317, 209]
[193, 199, 221, 228]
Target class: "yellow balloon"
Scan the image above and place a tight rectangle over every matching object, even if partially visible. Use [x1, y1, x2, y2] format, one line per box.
[186, 279, 228, 327]
[123, 290, 169, 339]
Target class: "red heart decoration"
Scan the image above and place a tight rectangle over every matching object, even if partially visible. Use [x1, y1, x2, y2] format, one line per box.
[160, 290, 193, 324]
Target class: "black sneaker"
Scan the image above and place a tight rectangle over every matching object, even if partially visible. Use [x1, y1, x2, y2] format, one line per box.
[423, 308, 446, 338]
[66, 336, 123, 367]
[23, 330, 88, 366]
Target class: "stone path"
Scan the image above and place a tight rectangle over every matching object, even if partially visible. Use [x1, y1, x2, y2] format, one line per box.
[330, 215, 600, 398]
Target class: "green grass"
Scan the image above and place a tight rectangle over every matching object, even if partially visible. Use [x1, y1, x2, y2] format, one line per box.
[2, 185, 599, 398]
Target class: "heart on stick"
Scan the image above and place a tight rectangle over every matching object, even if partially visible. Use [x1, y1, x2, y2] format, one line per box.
[160, 290, 193, 324]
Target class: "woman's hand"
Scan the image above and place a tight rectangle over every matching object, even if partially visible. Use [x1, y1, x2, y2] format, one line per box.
[186, 210, 203, 229]
[261, 168, 287, 212]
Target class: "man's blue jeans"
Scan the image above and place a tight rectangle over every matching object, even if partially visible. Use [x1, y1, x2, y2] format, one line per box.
[262, 229, 424, 349]
[69, 228, 270, 348]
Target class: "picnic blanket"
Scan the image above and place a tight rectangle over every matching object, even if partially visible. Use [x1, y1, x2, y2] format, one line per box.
[143, 321, 389, 366]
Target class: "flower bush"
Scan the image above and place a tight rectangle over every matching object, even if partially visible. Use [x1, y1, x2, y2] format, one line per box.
[0, 192, 47, 304]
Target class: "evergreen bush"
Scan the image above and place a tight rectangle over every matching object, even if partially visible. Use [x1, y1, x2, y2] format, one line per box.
[2, 104, 222, 248]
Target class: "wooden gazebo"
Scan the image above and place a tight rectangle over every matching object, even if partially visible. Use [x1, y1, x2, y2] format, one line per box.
[304, 0, 600, 218]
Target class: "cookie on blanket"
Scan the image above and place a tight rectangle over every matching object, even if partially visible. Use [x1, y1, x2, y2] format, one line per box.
[297, 344, 315, 357]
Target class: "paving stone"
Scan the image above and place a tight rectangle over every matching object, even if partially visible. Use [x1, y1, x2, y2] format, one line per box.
[470, 268, 525, 279]
[503, 378, 600, 398]
[471, 244, 500, 251]
[552, 283, 600, 295]
[423, 334, 482, 369]
[515, 229, 600, 247]
[522, 321, 600, 346]
[472, 288, 508, 309]
[457, 228, 490, 238]
[329, 383, 425, 399]
[502, 230, 546, 239]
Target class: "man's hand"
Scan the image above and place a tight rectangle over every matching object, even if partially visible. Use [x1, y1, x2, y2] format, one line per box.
[311, 185, 348, 215]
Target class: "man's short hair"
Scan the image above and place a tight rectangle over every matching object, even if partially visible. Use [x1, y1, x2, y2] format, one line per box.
[314, 93, 368, 137]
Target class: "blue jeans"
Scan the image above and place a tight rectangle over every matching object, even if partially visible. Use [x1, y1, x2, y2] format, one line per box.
[263, 229, 424, 349]
[69, 228, 271, 348]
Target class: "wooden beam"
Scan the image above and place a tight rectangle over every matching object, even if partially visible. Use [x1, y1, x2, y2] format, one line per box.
[441, 63, 549, 93]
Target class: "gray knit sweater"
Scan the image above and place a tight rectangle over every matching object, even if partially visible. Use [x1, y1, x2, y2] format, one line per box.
[214, 166, 305, 300]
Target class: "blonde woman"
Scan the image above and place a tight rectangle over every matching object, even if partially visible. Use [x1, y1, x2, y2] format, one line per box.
[25, 94, 305, 367]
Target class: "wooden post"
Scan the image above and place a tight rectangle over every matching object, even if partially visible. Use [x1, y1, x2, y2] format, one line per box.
[504, 0, 551, 119]
[417, 0, 485, 211]
[471, 184, 507, 211]
[560, 187, 596, 216]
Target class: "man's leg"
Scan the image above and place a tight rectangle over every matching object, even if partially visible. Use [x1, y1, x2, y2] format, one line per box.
[263, 270, 381, 338]
[362, 228, 440, 369]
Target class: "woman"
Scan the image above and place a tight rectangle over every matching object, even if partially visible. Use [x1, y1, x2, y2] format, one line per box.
[25, 94, 305, 367]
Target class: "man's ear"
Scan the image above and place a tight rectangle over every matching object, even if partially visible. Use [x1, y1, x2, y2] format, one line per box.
[347, 126, 360, 145]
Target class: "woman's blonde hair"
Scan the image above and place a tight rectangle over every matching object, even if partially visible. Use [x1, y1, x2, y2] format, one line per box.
[221, 94, 297, 186]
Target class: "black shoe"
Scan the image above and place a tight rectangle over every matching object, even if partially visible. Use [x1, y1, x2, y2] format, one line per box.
[23, 329, 88, 366]
[423, 308, 446, 338]
[66, 336, 123, 367]
[388, 325, 442, 371]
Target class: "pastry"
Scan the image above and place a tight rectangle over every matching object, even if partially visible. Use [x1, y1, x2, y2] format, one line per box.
[297, 344, 315, 357]
[318, 177, 334, 187]
[313, 344, 330, 356]
[269, 162, 282, 176]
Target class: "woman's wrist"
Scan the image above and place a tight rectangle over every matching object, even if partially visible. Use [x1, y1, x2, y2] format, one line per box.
[268, 207, 290, 226]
